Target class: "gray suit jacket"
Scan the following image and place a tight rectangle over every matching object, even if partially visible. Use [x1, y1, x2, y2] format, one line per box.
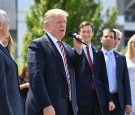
[0, 44, 24, 115]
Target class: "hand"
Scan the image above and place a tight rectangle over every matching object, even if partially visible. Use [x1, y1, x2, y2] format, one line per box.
[25, 82, 29, 88]
[73, 34, 83, 52]
[109, 101, 115, 111]
[20, 83, 29, 90]
[125, 105, 132, 115]
[43, 105, 55, 115]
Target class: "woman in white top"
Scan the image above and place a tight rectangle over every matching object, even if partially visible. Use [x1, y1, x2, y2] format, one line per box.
[125, 34, 135, 115]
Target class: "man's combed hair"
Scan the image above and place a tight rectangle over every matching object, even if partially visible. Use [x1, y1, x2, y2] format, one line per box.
[0, 10, 7, 22]
[102, 28, 116, 39]
[79, 21, 94, 32]
[113, 29, 123, 38]
[44, 9, 69, 23]
[43, 8, 69, 31]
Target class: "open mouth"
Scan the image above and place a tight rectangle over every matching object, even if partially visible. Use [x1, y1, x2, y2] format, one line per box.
[60, 29, 64, 32]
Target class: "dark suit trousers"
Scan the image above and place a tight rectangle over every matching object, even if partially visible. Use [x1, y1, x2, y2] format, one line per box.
[78, 90, 103, 115]
[105, 94, 124, 115]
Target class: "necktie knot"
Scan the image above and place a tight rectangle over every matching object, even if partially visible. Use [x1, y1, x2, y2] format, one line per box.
[57, 40, 62, 46]
[86, 45, 89, 50]
[105, 52, 112, 56]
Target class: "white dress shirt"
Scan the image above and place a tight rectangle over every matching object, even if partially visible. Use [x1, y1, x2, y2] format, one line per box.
[83, 44, 93, 63]
[47, 32, 65, 62]
[101, 47, 117, 93]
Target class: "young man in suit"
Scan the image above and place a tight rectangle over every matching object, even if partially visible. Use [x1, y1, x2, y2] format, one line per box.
[76, 21, 115, 115]
[0, 10, 24, 115]
[100, 28, 132, 115]
[25, 9, 84, 115]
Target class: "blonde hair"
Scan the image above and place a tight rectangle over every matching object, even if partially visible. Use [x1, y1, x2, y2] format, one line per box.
[43, 9, 68, 31]
[7, 35, 14, 58]
[113, 29, 122, 38]
[126, 34, 135, 59]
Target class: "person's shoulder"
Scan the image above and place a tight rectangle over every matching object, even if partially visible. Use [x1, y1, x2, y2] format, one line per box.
[114, 50, 124, 56]
[113, 50, 126, 60]
[91, 45, 102, 53]
[32, 35, 46, 43]
[29, 35, 46, 47]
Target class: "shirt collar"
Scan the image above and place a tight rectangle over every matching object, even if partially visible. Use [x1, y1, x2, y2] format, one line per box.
[101, 47, 113, 55]
[83, 43, 92, 49]
[46, 32, 60, 44]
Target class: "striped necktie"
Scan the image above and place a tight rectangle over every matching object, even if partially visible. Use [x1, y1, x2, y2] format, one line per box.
[57, 41, 71, 100]
[86, 45, 95, 90]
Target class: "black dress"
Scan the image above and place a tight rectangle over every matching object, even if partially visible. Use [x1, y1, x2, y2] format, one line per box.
[19, 77, 29, 104]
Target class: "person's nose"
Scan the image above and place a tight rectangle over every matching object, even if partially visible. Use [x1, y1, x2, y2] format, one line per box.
[107, 37, 111, 40]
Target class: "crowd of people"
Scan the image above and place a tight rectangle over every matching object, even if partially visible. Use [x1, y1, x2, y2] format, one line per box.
[0, 8, 135, 115]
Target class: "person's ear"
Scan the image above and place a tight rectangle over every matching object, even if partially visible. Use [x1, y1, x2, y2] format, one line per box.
[44, 22, 50, 31]
[100, 37, 102, 43]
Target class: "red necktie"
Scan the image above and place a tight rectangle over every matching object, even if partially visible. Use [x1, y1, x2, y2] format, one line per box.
[86, 46, 95, 90]
[57, 41, 71, 100]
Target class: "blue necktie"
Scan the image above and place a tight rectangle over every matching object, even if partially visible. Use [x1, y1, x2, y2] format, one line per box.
[106, 52, 113, 90]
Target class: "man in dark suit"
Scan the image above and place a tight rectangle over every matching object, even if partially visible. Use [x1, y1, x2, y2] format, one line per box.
[100, 28, 132, 115]
[76, 21, 115, 115]
[0, 10, 24, 115]
[25, 9, 84, 115]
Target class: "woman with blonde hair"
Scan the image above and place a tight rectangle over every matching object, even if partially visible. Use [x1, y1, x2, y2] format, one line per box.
[125, 34, 135, 115]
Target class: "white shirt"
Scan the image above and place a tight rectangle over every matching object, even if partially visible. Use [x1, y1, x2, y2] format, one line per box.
[101, 47, 117, 93]
[47, 32, 65, 63]
[83, 44, 93, 63]
[127, 58, 135, 112]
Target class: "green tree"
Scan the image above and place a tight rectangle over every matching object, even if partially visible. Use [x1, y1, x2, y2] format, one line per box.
[21, 0, 118, 63]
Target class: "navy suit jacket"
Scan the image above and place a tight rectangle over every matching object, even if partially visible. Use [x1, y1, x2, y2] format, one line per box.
[113, 51, 131, 110]
[0, 44, 24, 115]
[25, 33, 84, 115]
[76, 46, 112, 107]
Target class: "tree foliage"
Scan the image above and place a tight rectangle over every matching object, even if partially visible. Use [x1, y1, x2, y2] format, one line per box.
[21, 0, 118, 63]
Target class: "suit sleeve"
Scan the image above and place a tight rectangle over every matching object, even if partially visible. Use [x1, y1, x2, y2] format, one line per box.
[0, 54, 14, 115]
[122, 56, 132, 106]
[73, 49, 85, 76]
[27, 41, 52, 110]
[100, 51, 113, 102]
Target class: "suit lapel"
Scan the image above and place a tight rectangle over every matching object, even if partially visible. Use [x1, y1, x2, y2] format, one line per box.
[84, 53, 90, 70]
[92, 46, 99, 71]
[84, 45, 98, 72]
[0, 44, 16, 64]
[43, 34, 67, 81]
[113, 51, 120, 80]
[62, 43, 70, 60]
